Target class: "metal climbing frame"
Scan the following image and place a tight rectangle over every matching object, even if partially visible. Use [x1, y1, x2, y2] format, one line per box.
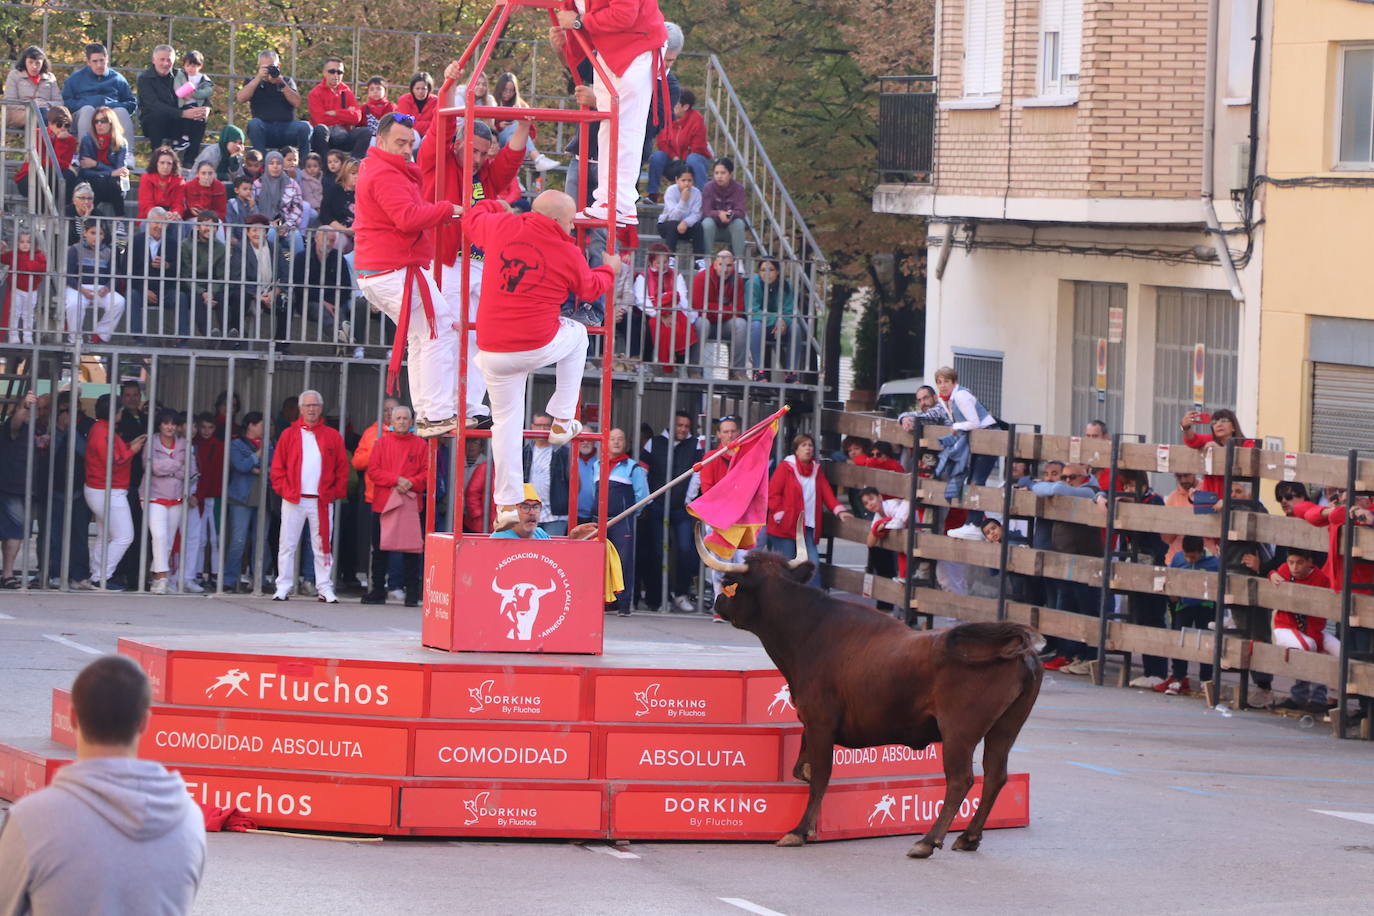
[427, 0, 624, 541]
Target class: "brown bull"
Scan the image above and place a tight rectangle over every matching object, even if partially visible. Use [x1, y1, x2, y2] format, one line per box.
[698, 525, 1042, 858]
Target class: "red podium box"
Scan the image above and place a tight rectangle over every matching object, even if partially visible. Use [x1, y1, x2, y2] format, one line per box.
[812, 774, 1030, 841]
[429, 670, 584, 721]
[412, 725, 595, 779]
[601, 726, 784, 782]
[399, 783, 606, 837]
[423, 534, 606, 655]
[780, 732, 945, 780]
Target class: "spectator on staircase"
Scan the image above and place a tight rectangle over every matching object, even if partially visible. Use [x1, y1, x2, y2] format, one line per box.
[298, 152, 325, 213]
[183, 161, 227, 221]
[137, 147, 186, 219]
[62, 43, 137, 143]
[77, 106, 132, 217]
[746, 257, 797, 382]
[136, 46, 210, 170]
[690, 248, 748, 379]
[1, 231, 46, 345]
[648, 88, 711, 197]
[5, 46, 63, 127]
[123, 207, 185, 341]
[656, 168, 703, 253]
[13, 106, 76, 204]
[238, 49, 312, 155]
[253, 150, 305, 230]
[308, 58, 372, 160]
[178, 211, 228, 337]
[700, 156, 747, 257]
[634, 242, 695, 370]
[492, 71, 560, 174]
[395, 72, 437, 139]
[64, 219, 125, 345]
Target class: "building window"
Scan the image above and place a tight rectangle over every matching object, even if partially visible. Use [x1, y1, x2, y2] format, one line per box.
[964, 0, 1005, 98]
[953, 350, 1004, 418]
[1338, 44, 1374, 168]
[1225, 0, 1258, 103]
[1038, 0, 1082, 98]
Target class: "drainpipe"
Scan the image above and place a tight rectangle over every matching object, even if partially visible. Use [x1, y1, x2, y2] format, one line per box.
[934, 222, 956, 280]
[1202, 0, 1245, 302]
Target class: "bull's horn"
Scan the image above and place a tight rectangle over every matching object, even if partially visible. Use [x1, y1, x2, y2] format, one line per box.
[787, 519, 809, 568]
[695, 523, 748, 573]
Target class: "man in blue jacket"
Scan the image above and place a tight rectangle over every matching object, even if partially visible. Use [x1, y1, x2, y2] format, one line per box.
[62, 43, 137, 143]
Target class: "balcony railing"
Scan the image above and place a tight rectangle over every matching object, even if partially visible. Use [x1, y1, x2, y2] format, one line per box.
[878, 76, 936, 184]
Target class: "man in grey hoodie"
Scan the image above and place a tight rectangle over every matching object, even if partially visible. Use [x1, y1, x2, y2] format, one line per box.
[0, 655, 205, 914]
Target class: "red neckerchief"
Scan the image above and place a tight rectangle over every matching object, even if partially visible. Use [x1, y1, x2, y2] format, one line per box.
[792, 458, 815, 477]
[95, 133, 113, 165]
[291, 416, 334, 556]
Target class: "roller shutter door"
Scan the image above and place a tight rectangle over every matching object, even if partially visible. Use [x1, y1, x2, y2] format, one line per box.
[1310, 362, 1374, 456]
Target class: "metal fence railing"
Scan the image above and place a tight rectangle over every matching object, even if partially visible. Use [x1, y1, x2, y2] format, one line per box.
[878, 76, 936, 184]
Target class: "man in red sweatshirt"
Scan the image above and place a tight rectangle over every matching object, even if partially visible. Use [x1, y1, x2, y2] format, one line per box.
[354, 113, 464, 437]
[464, 191, 620, 530]
[420, 68, 531, 430]
[550, 0, 668, 225]
[363, 404, 428, 606]
[307, 57, 372, 159]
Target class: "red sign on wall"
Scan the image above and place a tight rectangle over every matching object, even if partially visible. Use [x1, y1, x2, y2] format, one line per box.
[412, 728, 592, 779]
[177, 771, 394, 827]
[168, 657, 425, 717]
[399, 785, 604, 834]
[611, 786, 806, 839]
[425, 536, 605, 655]
[429, 671, 583, 721]
[142, 714, 410, 775]
[604, 730, 781, 782]
[594, 675, 744, 724]
[743, 675, 799, 723]
[780, 734, 944, 780]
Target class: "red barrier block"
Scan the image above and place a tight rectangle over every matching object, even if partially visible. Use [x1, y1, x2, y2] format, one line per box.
[601, 726, 783, 782]
[594, 674, 745, 724]
[177, 769, 395, 830]
[167, 656, 426, 717]
[429, 670, 584, 721]
[421, 532, 456, 650]
[779, 733, 945, 780]
[743, 674, 800, 724]
[813, 773, 1030, 841]
[413, 726, 593, 779]
[610, 783, 807, 841]
[0, 740, 69, 802]
[399, 783, 605, 837]
[49, 689, 74, 746]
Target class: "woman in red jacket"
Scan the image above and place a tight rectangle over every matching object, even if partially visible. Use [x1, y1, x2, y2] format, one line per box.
[84, 394, 148, 590]
[1179, 408, 1255, 497]
[394, 72, 436, 138]
[138, 147, 186, 219]
[766, 432, 852, 588]
[363, 404, 429, 606]
[183, 161, 227, 220]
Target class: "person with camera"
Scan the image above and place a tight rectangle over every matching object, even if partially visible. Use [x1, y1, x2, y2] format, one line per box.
[235, 49, 312, 155]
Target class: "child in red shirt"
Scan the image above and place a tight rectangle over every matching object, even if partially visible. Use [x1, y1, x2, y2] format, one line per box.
[1269, 547, 1340, 712]
[1, 232, 46, 344]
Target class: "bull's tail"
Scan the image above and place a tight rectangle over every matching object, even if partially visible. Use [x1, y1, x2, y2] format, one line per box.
[943, 622, 1042, 665]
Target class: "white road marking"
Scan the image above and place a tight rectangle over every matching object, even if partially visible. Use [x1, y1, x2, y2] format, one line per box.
[0, 612, 15, 620]
[583, 843, 639, 860]
[387, 627, 419, 636]
[1312, 809, 1374, 826]
[720, 899, 787, 916]
[43, 634, 101, 655]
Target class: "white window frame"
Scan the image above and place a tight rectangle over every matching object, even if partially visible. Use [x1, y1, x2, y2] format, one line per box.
[1224, 0, 1258, 105]
[963, 0, 1005, 100]
[1037, 0, 1082, 100]
[1335, 43, 1374, 171]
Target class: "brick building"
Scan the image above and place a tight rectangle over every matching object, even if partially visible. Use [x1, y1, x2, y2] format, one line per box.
[876, 0, 1264, 440]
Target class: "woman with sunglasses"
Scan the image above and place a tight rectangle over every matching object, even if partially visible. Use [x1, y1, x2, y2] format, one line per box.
[77, 105, 132, 216]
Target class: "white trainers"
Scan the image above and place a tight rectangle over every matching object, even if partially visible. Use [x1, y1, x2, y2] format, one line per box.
[548, 418, 582, 447]
[576, 205, 609, 221]
[1062, 658, 1095, 676]
[1128, 675, 1165, 689]
[181, 578, 204, 594]
[149, 577, 168, 595]
[388, 588, 405, 602]
[532, 153, 559, 172]
[417, 416, 458, 438]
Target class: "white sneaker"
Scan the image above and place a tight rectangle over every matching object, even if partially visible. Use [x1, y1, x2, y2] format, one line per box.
[576, 205, 609, 221]
[1062, 658, 1095, 676]
[1129, 675, 1165, 689]
[548, 418, 582, 447]
[673, 594, 696, 613]
[181, 578, 204, 594]
[532, 153, 559, 172]
[417, 415, 458, 438]
[388, 588, 405, 602]
[149, 578, 168, 595]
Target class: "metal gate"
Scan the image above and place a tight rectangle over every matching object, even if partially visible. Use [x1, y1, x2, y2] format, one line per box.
[1071, 282, 1126, 436]
[1311, 362, 1374, 455]
[1151, 287, 1240, 444]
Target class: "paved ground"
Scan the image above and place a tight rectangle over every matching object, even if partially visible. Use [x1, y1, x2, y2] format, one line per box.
[2, 588, 1373, 915]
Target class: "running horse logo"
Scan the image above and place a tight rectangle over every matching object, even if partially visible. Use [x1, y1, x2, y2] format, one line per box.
[468, 678, 496, 713]
[499, 254, 536, 292]
[492, 577, 559, 641]
[463, 791, 491, 826]
[634, 683, 661, 717]
[869, 794, 897, 825]
[205, 669, 250, 699]
[766, 684, 795, 716]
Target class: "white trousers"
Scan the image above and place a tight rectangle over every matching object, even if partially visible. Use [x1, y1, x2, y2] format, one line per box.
[146, 501, 186, 575]
[476, 318, 588, 507]
[357, 267, 457, 424]
[10, 288, 37, 344]
[1273, 626, 1340, 655]
[183, 497, 219, 579]
[592, 50, 655, 221]
[84, 485, 133, 581]
[275, 497, 334, 597]
[65, 287, 126, 339]
[440, 259, 489, 418]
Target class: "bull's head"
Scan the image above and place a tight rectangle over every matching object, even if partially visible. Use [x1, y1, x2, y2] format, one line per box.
[695, 522, 812, 629]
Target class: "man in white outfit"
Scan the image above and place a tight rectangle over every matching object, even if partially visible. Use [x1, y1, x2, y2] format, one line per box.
[269, 389, 349, 602]
[463, 192, 620, 530]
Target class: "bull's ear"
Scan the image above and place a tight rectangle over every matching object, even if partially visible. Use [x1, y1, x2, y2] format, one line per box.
[787, 561, 815, 584]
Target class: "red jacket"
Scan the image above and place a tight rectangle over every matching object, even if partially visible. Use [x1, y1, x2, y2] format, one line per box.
[2, 249, 45, 292]
[353, 148, 454, 272]
[192, 433, 224, 500]
[464, 459, 494, 533]
[366, 430, 429, 514]
[85, 419, 135, 490]
[1296, 501, 1374, 595]
[395, 92, 436, 136]
[691, 266, 746, 323]
[358, 98, 395, 125]
[138, 173, 185, 219]
[1182, 430, 1256, 497]
[270, 419, 349, 556]
[308, 81, 363, 127]
[557, 0, 668, 77]
[853, 454, 904, 473]
[700, 444, 734, 494]
[183, 180, 227, 220]
[419, 139, 523, 268]
[464, 199, 615, 352]
[14, 127, 75, 184]
[656, 107, 710, 160]
[1271, 562, 1333, 638]
[766, 456, 843, 538]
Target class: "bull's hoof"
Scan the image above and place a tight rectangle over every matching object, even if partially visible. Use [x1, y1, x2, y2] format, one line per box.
[906, 840, 939, 859]
[792, 763, 812, 784]
[952, 833, 981, 852]
[776, 833, 806, 848]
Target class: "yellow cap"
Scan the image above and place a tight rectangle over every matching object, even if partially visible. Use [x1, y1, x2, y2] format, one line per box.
[523, 483, 541, 504]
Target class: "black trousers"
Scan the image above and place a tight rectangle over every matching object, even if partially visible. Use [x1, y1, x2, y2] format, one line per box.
[142, 112, 207, 166]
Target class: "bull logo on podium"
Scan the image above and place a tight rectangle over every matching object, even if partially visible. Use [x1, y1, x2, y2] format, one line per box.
[492, 577, 560, 641]
[205, 669, 250, 699]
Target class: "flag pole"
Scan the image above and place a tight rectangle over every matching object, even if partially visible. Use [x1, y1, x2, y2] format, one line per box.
[603, 405, 790, 529]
